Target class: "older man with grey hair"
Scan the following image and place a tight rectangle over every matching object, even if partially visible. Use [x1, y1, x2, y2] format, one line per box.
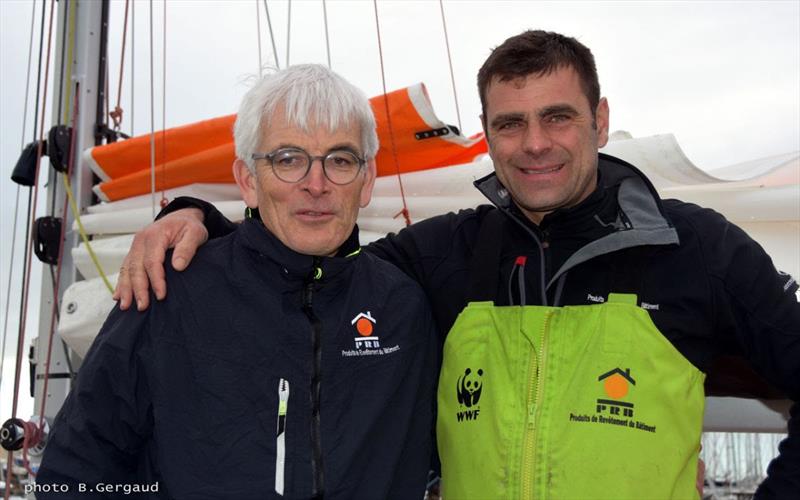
[36, 64, 438, 499]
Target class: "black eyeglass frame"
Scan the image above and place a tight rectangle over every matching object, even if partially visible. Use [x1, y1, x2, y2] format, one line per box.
[251, 147, 367, 185]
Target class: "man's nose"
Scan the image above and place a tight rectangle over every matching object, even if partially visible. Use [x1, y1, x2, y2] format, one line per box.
[302, 159, 330, 196]
[521, 122, 553, 156]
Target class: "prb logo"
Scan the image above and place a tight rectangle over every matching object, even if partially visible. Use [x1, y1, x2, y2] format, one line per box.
[455, 368, 483, 422]
[351, 312, 379, 350]
[596, 367, 635, 418]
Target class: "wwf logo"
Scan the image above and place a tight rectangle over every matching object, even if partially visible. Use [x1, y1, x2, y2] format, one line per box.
[456, 368, 483, 407]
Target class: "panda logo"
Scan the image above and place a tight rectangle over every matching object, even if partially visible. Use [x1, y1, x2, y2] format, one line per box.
[457, 368, 484, 407]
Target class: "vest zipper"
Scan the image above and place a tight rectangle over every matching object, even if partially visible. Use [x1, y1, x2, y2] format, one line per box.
[303, 259, 324, 498]
[521, 311, 552, 499]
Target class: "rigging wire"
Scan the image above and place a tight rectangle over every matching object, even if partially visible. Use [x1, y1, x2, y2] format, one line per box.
[263, 0, 280, 69]
[55, 0, 69, 123]
[285, 0, 292, 67]
[255, 0, 264, 77]
[161, 0, 168, 207]
[7, 0, 50, 424]
[371, 0, 411, 227]
[438, 0, 462, 133]
[322, 0, 331, 69]
[131, 0, 135, 133]
[4, 0, 57, 494]
[148, 0, 157, 218]
[0, 0, 38, 412]
[110, 0, 131, 130]
[63, 0, 77, 120]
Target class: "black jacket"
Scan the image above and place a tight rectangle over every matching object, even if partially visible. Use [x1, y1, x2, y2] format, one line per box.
[160, 153, 800, 497]
[38, 218, 438, 499]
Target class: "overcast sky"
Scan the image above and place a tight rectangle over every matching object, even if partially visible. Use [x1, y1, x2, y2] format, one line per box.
[1, 0, 799, 418]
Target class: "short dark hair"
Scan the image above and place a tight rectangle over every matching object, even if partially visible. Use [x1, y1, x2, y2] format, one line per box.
[478, 30, 600, 124]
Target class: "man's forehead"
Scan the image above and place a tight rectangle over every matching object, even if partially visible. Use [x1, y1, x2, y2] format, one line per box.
[260, 116, 362, 149]
[485, 67, 589, 115]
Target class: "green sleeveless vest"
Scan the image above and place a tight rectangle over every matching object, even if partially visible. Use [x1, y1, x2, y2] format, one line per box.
[437, 293, 705, 499]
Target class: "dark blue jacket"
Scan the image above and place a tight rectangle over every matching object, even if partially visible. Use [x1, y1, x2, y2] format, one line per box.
[38, 218, 438, 499]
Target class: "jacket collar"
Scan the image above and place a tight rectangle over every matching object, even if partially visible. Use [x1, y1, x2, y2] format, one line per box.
[237, 215, 362, 283]
[474, 152, 675, 234]
[474, 152, 680, 288]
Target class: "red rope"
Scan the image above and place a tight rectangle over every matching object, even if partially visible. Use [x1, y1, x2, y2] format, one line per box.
[21, 419, 45, 477]
[371, 0, 411, 227]
[5, 0, 56, 496]
[37, 83, 80, 437]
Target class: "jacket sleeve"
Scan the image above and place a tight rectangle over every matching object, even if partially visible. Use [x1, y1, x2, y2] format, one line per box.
[157, 196, 238, 239]
[698, 211, 800, 497]
[36, 305, 154, 497]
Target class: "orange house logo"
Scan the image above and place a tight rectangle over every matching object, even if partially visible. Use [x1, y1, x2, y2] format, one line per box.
[596, 367, 636, 418]
[351, 312, 379, 350]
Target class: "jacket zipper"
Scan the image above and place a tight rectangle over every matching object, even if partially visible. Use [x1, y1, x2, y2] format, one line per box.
[521, 311, 552, 499]
[275, 378, 290, 496]
[303, 258, 324, 498]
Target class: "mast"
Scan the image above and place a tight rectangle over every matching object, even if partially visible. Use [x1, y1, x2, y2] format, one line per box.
[32, 0, 105, 422]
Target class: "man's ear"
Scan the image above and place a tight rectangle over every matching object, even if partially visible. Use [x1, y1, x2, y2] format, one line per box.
[596, 97, 610, 148]
[233, 159, 259, 208]
[359, 159, 377, 208]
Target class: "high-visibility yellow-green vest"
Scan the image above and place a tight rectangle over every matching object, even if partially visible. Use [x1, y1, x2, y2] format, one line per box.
[437, 293, 705, 499]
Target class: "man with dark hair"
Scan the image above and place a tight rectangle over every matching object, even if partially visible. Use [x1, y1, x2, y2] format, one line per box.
[116, 31, 799, 498]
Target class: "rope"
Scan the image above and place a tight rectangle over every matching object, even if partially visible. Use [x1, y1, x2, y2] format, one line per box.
[131, 0, 135, 133]
[110, 0, 130, 130]
[37, 84, 82, 445]
[5, 0, 56, 496]
[438, 0, 462, 133]
[148, 0, 157, 218]
[55, 0, 69, 124]
[161, 0, 168, 208]
[285, 0, 292, 66]
[371, 0, 411, 227]
[64, 0, 76, 121]
[322, 0, 331, 68]
[255, 0, 263, 77]
[63, 179, 114, 294]
[0, 0, 37, 417]
[263, 0, 280, 69]
[20, 419, 45, 476]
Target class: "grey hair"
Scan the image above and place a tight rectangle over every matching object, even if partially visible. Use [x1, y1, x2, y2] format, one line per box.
[234, 64, 379, 172]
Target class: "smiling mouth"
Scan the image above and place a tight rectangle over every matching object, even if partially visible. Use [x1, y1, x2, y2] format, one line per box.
[518, 164, 564, 174]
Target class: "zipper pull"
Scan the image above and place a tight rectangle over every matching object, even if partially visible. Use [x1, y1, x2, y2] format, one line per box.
[277, 378, 290, 431]
[528, 403, 537, 429]
[275, 378, 290, 496]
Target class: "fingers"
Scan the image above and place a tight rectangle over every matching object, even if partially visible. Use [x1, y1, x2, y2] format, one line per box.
[115, 208, 208, 311]
[114, 263, 132, 310]
[171, 222, 209, 272]
[696, 457, 706, 496]
[115, 242, 144, 310]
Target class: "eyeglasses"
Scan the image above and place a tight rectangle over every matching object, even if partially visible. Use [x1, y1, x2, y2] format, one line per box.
[251, 147, 366, 185]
